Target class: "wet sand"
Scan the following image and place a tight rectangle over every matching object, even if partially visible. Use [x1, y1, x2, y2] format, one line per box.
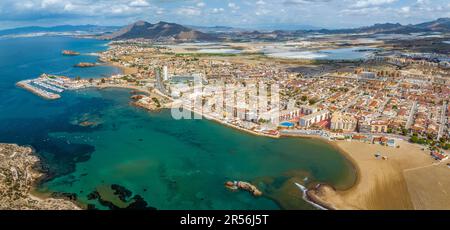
[404, 162, 450, 210]
[310, 140, 449, 210]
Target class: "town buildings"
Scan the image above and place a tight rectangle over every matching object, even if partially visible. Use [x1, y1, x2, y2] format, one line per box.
[330, 113, 357, 132]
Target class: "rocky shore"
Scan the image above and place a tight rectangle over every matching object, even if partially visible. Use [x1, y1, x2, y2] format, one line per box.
[62, 50, 80, 56]
[0, 143, 80, 210]
[74, 62, 97, 68]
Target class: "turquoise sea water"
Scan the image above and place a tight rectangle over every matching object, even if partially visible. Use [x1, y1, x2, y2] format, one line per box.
[0, 36, 356, 210]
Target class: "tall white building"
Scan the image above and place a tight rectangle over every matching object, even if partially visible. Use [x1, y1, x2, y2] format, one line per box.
[163, 66, 169, 81]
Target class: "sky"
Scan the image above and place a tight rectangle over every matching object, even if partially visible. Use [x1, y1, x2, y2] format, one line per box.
[0, 0, 449, 30]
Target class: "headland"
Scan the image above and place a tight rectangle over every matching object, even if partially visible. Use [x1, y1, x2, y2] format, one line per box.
[0, 143, 80, 210]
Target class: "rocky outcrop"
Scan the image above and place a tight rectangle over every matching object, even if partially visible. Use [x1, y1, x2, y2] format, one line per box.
[0, 144, 80, 210]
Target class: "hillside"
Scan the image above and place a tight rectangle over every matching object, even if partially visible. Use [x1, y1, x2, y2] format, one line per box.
[312, 18, 450, 34]
[102, 21, 218, 41]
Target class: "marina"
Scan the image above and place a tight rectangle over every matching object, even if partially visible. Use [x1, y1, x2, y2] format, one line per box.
[16, 80, 61, 100]
[16, 74, 88, 100]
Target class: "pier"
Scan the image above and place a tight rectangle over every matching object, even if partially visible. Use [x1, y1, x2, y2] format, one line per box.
[16, 80, 61, 100]
[16, 74, 83, 100]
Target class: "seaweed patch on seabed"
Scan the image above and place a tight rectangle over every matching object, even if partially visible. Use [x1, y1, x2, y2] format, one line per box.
[86, 184, 157, 210]
[70, 113, 103, 129]
[0, 96, 114, 182]
[157, 163, 179, 201]
[33, 139, 96, 182]
[0, 118, 96, 182]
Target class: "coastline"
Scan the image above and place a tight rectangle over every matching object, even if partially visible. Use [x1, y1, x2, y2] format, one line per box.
[16, 43, 445, 211]
[184, 106, 281, 139]
[99, 53, 279, 139]
[94, 58, 422, 210]
[307, 140, 450, 210]
[0, 143, 81, 210]
[25, 77, 447, 211]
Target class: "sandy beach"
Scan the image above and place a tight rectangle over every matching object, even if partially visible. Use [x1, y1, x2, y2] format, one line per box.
[308, 140, 450, 210]
[108, 61, 138, 75]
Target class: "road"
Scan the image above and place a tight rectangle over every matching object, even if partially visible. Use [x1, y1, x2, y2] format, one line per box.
[437, 101, 448, 140]
[405, 101, 417, 130]
[341, 92, 362, 113]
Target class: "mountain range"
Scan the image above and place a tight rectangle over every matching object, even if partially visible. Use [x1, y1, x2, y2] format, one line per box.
[0, 18, 449, 41]
[0, 25, 119, 36]
[100, 21, 217, 41]
[315, 18, 450, 34]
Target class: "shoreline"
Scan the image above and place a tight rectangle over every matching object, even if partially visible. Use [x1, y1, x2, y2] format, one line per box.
[307, 140, 449, 210]
[184, 106, 281, 139]
[0, 143, 81, 210]
[94, 58, 435, 210]
[23, 43, 447, 210]
[24, 83, 446, 210]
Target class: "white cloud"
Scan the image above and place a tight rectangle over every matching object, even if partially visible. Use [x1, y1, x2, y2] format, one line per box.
[353, 0, 397, 8]
[416, 0, 429, 4]
[212, 8, 225, 13]
[256, 0, 266, 5]
[400, 6, 410, 13]
[129, 0, 150, 7]
[228, 3, 240, 10]
[0, 0, 449, 30]
[341, 7, 381, 16]
[255, 8, 270, 16]
[176, 6, 201, 16]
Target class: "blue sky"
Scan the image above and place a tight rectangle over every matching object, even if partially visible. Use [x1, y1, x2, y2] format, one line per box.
[0, 0, 449, 29]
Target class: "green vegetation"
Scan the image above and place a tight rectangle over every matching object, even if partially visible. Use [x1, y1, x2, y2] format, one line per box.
[442, 143, 450, 150]
[330, 87, 349, 93]
[439, 137, 450, 150]
[151, 97, 161, 108]
[121, 75, 136, 82]
[401, 128, 409, 136]
[258, 118, 270, 124]
[410, 134, 449, 150]
[309, 98, 318, 105]
[410, 134, 429, 145]
[301, 95, 308, 102]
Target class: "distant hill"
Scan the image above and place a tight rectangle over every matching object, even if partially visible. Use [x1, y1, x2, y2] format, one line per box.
[2, 18, 449, 41]
[101, 21, 219, 41]
[0, 25, 119, 36]
[313, 18, 450, 34]
[254, 23, 322, 31]
[414, 18, 450, 32]
[187, 25, 248, 33]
